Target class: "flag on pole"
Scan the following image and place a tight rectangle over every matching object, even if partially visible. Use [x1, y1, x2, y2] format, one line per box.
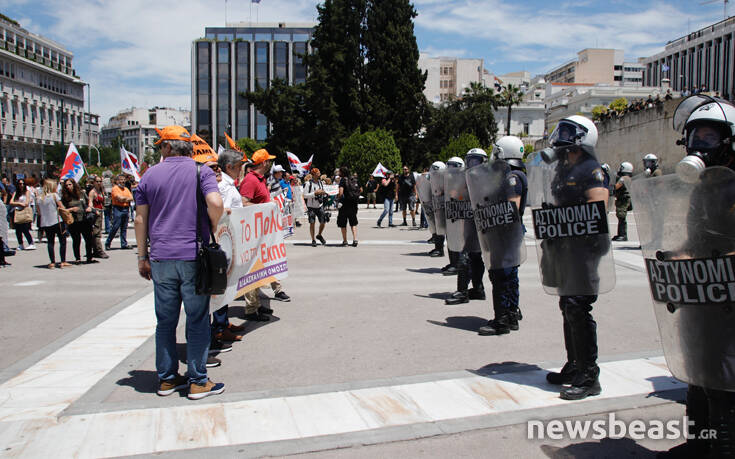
[286, 152, 313, 176]
[661, 63, 670, 72]
[120, 146, 141, 182]
[371, 162, 390, 178]
[218, 144, 225, 156]
[59, 143, 86, 182]
[224, 132, 247, 159]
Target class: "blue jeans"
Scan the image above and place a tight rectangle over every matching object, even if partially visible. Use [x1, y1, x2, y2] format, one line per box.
[151, 260, 210, 384]
[377, 198, 394, 226]
[106, 206, 129, 248]
[104, 206, 111, 233]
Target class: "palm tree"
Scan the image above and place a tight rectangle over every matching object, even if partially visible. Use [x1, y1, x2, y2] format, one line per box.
[499, 83, 523, 136]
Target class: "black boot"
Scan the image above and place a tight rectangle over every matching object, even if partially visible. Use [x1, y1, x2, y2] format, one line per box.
[660, 385, 709, 457]
[443, 250, 459, 276]
[429, 235, 444, 257]
[560, 365, 601, 400]
[468, 287, 486, 300]
[546, 361, 577, 385]
[445, 290, 469, 305]
[478, 313, 511, 335]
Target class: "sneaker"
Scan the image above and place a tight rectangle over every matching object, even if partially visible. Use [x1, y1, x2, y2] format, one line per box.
[400, 221, 408, 226]
[341, 240, 348, 247]
[25, 244, 36, 250]
[316, 234, 326, 245]
[352, 241, 358, 247]
[388, 223, 396, 227]
[209, 339, 232, 354]
[228, 322, 246, 332]
[311, 240, 317, 247]
[157, 374, 188, 396]
[206, 356, 222, 368]
[104, 244, 111, 251]
[215, 328, 243, 342]
[274, 291, 291, 302]
[243, 312, 270, 322]
[376, 222, 382, 228]
[188, 379, 225, 400]
[16, 245, 23, 251]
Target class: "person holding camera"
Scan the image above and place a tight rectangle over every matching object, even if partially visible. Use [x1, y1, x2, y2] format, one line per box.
[303, 168, 328, 247]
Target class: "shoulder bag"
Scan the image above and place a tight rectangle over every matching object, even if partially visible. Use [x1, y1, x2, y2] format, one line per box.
[195, 164, 228, 295]
[13, 205, 32, 224]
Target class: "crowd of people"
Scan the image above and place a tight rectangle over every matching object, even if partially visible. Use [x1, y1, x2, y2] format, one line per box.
[0, 171, 139, 268]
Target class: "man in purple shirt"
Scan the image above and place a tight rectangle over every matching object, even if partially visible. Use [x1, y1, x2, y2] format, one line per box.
[134, 126, 225, 400]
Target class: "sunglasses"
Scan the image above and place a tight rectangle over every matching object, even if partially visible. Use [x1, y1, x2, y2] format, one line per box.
[210, 165, 221, 171]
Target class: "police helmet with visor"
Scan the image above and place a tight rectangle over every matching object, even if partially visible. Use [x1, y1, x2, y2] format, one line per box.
[465, 148, 488, 169]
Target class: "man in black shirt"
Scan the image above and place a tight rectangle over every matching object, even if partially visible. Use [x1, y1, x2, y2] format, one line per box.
[396, 166, 417, 226]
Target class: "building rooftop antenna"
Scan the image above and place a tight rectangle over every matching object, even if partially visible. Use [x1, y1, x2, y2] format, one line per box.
[700, 0, 730, 20]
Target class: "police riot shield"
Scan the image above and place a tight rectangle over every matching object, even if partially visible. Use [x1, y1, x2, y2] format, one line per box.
[430, 169, 447, 236]
[530, 160, 616, 296]
[417, 173, 436, 234]
[444, 167, 481, 253]
[630, 167, 735, 390]
[526, 152, 556, 208]
[466, 160, 527, 269]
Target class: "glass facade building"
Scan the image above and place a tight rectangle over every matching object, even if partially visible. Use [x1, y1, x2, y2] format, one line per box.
[191, 23, 314, 146]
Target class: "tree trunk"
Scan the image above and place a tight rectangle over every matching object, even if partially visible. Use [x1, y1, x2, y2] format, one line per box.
[506, 104, 512, 136]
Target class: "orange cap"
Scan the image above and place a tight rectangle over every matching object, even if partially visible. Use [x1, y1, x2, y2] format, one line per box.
[251, 148, 276, 165]
[192, 152, 218, 164]
[154, 125, 191, 145]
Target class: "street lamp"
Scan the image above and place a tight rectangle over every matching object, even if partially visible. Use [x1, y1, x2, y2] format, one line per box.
[89, 144, 101, 167]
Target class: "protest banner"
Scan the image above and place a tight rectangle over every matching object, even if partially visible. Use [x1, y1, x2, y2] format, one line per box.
[271, 189, 295, 238]
[292, 186, 306, 218]
[323, 184, 339, 196]
[209, 202, 288, 310]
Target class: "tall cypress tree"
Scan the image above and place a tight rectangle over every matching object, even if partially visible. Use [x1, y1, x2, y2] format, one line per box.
[363, 0, 427, 165]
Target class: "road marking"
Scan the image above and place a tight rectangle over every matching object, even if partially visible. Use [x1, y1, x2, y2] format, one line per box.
[12, 280, 45, 287]
[0, 356, 684, 457]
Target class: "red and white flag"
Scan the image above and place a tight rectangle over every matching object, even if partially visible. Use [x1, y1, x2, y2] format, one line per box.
[59, 143, 86, 182]
[120, 146, 141, 182]
[286, 152, 313, 176]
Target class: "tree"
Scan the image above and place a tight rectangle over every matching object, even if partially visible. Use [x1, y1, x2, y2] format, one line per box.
[609, 97, 628, 113]
[236, 137, 266, 156]
[523, 143, 535, 160]
[499, 83, 523, 135]
[363, 0, 427, 164]
[438, 133, 481, 163]
[337, 129, 401, 182]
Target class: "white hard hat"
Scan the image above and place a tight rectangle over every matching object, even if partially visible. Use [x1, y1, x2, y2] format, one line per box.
[619, 162, 634, 174]
[550, 115, 598, 156]
[446, 156, 465, 167]
[430, 161, 446, 170]
[492, 136, 524, 160]
[465, 148, 488, 168]
[643, 153, 658, 162]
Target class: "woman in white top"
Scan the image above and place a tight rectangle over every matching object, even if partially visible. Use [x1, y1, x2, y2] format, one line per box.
[36, 178, 69, 269]
[8, 178, 35, 250]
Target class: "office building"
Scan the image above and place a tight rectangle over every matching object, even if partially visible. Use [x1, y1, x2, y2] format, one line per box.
[641, 16, 735, 99]
[0, 16, 99, 176]
[191, 22, 314, 146]
[545, 48, 643, 87]
[100, 107, 190, 157]
[419, 56, 487, 103]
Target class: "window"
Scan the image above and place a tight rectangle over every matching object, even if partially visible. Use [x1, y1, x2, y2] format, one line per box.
[523, 122, 529, 135]
[293, 42, 306, 84]
[255, 33, 271, 41]
[255, 42, 269, 89]
[196, 42, 212, 143]
[614, 65, 622, 71]
[236, 41, 250, 138]
[218, 33, 233, 41]
[274, 42, 288, 80]
[293, 33, 309, 42]
[216, 42, 231, 142]
[274, 33, 290, 41]
[614, 75, 622, 81]
[256, 110, 267, 141]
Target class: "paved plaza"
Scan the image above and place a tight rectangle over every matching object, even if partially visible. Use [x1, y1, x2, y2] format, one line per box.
[0, 207, 687, 458]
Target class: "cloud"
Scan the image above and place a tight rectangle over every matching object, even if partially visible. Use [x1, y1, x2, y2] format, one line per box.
[420, 46, 470, 58]
[14, 0, 319, 124]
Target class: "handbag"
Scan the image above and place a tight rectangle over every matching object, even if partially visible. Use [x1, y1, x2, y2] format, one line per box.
[13, 206, 32, 224]
[58, 207, 74, 225]
[195, 164, 228, 295]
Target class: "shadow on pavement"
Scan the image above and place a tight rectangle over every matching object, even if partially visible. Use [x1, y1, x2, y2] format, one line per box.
[406, 267, 443, 274]
[427, 315, 487, 332]
[645, 376, 687, 403]
[415, 292, 454, 300]
[470, 361, 546, 377]
[540, 437, 657, 458]
[116, 370, 158, 394]
[401, 252, 431, 256]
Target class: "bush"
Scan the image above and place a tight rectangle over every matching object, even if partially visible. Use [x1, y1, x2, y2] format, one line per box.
[236, 137, 267, 156]
[439, 132, 482, 162]
[523, 143, 534, 160]
[609, 98, 628, 113]
[337, 129, 402, 182]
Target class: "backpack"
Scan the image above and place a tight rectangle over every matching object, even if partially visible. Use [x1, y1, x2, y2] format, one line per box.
[345, 177, 360, 202]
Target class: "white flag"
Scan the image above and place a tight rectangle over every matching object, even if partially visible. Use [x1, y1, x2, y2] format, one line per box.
[371, 162, 390, 178]
[218, 144, 225, 156]
[120, 146, 141, 182]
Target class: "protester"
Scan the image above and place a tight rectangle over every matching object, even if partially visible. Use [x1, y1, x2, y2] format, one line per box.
[337, 166, 359, 247]
[396, 166, 417, 226]
[9, 178, 35, 250]
[2, 175, 16, 227]
[303, 168, 328, 246]
[88, 177, 109, 259]
[376, 172, 396, 227]
[102, 170, 113, 233]
[134, 125, 225, 400]
[60, 178, 95, 264]
[36, 178, 69, 268]
[105, 174, 134, 251]
[364, 175, 378, 208]
[0, 199, 10, 267]
[240, 148, 291, 321]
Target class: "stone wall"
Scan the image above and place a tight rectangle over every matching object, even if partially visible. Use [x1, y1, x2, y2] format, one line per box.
[594, 98, 683, 174]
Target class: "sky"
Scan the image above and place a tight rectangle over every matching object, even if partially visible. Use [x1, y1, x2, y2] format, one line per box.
[3, 0, 728, 124]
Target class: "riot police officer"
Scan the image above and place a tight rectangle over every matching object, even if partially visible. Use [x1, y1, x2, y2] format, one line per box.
[472, 137, 528, 335]
[444, 155, 485, 304]
[537, 115, 614, 400]
[630, 96, 735, 457]
[612, 162, 633, 241]
[642, 153, 662, 177]
[423, 161, 445, 257]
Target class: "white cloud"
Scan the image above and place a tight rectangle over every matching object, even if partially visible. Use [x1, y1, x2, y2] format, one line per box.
[420, 46, 470, 57]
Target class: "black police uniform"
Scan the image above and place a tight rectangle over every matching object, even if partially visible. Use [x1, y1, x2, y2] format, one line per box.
[613, 173, 632, 240]
[481, 169, 527, 333]
[547, 155, 608, 394]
